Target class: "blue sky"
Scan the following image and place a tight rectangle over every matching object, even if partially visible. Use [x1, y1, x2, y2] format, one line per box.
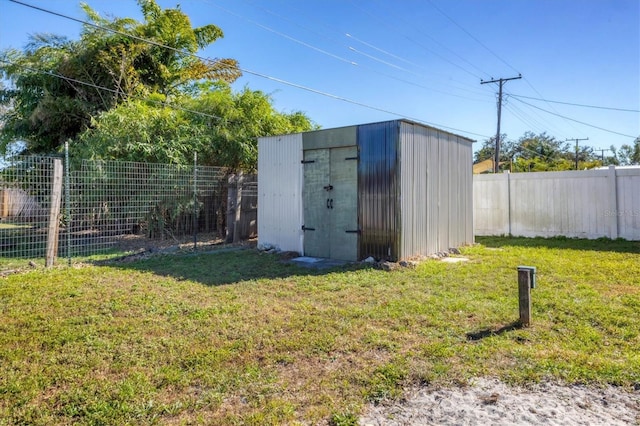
[1, 0, 638, 156]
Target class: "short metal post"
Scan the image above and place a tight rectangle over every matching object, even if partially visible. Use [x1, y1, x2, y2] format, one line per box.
[517, 266, 536, 327]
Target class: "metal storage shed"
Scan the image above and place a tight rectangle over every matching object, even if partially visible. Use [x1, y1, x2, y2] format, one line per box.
[258, 119, 474, 262]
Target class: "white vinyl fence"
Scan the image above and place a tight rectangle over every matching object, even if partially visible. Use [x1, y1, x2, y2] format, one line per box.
[474, 166, 640, 240]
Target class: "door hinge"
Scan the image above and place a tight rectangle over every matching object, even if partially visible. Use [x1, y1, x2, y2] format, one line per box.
[302, 225, 315, 231]
[345, 229, 361, 234]
[345, 156, 359, 160]
[301, 160, 315, 164]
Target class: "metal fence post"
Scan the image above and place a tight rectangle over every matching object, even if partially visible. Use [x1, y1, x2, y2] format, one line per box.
[193, 152, 198, 251]
[233, 172, 243, 244]
[65, 141, 71, 266]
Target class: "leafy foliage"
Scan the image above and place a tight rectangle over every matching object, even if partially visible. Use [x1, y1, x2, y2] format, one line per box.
[0, 0, 240, 155]
[474, 131, 603, 172]
[75, 84, 317, 169]
[75, 96, 200, 164]
[608, 137, 640, 166]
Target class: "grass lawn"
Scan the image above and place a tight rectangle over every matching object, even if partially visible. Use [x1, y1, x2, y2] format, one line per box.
[0, 237, 639, 425]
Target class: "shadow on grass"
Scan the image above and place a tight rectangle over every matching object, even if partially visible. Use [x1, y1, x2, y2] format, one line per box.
[466, 321, 524, 341]
[101, 247, 368, 286]
[475, 235, 640, 254]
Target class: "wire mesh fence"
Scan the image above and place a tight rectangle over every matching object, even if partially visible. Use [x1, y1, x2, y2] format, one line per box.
[0, 156, 59, 261]
[0, 153, 257, 268]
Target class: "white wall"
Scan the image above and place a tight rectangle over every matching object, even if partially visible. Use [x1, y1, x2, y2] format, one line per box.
[474, 167, 640, 240]
[257, 134, 304, 253]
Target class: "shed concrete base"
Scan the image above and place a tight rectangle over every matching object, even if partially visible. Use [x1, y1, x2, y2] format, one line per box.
[290, 256, 349, 269]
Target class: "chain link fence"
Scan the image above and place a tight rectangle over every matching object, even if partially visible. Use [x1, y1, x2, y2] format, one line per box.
[0, 153, 257, 268]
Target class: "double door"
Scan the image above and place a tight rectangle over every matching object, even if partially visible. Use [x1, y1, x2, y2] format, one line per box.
[302, 146, 358, 261]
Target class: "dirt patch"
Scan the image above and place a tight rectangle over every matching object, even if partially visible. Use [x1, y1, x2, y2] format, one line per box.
[99, 234, 257, 264]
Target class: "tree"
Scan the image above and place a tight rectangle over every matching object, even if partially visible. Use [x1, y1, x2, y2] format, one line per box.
[474, 131, 604, 172]
[75, 84, 317, 170]
[514, 132, 567, 162]
[0, 0, 240, 155]
[473, 134, 513, 165]
[185, 84, 318, 170]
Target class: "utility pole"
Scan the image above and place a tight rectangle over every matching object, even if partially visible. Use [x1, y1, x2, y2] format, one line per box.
[595, 148, 610, 165]
[566, 137, 589, 170]
[481, 74, 522, 173]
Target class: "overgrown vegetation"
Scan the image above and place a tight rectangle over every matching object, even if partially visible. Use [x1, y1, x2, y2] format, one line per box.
[0, 1, 316, 170]
[0, 237, 638, 424]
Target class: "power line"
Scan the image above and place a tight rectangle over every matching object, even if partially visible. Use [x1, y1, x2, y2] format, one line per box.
[347, 0, 485, 80]
[517, 79, 588, 139]
[512, 97, 638, 138]
[0, 59, 226, 121]
[210, 0, 491, 100]
[352, 0, 491, 80]
[506, 138, 563, 163]
[504, 103, 549, 136]
[239, 67, 489, 137]
[370, 0, 492, 80]
[509, 93, 640, 113]
[7, 0, 490, 140]
[346, 32, 423, 70]
[415, 0, 580, 142]
[253, 0, 489, 86]
[345, 36, 492, 97]
[504, 95, 571, 139]
[420, 1, 594, 137]
[205, 2, 359, 67]
[426, 0, 521, 75]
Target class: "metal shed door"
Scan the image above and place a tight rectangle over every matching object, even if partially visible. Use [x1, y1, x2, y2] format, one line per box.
[303, 146, 358, 261]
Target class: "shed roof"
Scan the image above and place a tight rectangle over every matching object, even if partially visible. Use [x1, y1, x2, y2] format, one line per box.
[297, 119, 476, 144]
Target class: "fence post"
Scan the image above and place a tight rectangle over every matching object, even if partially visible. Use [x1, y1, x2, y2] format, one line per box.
[46, 158, 63, 267]
[233, 171, 243, 243]
[504, 170, 512, 236]
[607, 165, 618, 239]
[1, 188, 8, 218]
[65, 141, 72, 266]
[226, 174, 236, 243]
[193, 152, 198, 251]
[517, 266, 536, 327]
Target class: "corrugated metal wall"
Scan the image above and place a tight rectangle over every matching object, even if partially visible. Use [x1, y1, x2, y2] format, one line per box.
[257, 134, 304, 253]
[447, 132, 474, 248]
[399, 122, 474, 259]
[257, 120, 475, 260]
[357, 121, 399, 260]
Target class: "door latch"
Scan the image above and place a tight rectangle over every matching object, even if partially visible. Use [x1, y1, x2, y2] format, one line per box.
[326, 198, 334, 209]
[323, 184, 333, 191]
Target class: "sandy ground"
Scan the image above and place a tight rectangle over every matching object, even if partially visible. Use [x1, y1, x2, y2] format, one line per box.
[360, 378, 640, 425]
